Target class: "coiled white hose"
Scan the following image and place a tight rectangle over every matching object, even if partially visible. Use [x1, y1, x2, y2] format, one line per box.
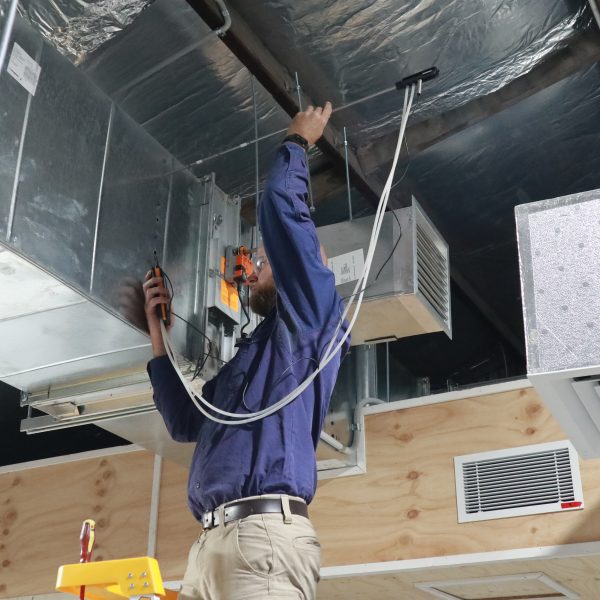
[160, 84, 417, 425]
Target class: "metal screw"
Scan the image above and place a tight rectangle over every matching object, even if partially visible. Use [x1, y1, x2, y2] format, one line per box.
[129, 583, 134, 589]
[141, 571, 147, 577]
[144, 582, 150, 588]
[128, 573, 133, 579]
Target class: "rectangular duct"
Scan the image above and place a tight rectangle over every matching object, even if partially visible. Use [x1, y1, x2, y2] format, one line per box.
[516, 190, 600, 458]
[317, 199, 451, 345]
[2, 15, 365, 477]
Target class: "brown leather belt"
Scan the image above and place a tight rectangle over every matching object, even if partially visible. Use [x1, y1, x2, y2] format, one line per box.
[201, 497, 308, 530]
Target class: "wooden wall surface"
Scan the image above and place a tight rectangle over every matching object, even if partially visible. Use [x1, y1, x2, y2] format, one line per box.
[2, 386, 600, 597]
[0, 451, 154, 598]
[312, 387, 600, 565]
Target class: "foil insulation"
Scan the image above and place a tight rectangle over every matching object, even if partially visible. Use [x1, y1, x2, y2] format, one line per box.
[15, 0, 591, 199]
[81, 0, 290, 199]
[229, 0, 590, 138]
[17, 0, 154, 64]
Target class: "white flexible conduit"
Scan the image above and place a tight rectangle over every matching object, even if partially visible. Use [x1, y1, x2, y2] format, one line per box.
[161, 84, 417, 425]
[213, 0, 232, 37]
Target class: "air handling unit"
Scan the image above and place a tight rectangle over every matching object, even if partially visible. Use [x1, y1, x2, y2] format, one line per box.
[516, 189, 600, 459]
[317, 199, 451, 345]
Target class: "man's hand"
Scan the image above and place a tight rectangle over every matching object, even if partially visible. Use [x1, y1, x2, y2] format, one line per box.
[287, 102, 333, 146]
[117, 277, 149, 334]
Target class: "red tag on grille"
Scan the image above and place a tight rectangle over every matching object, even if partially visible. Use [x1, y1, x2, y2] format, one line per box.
[561, 501, 582, 509]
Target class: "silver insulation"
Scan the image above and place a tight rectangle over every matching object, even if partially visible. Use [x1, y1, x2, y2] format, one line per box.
[228, 0, 589, 137]
[17, 0, 154, 64]
[16, 0, 591, 183]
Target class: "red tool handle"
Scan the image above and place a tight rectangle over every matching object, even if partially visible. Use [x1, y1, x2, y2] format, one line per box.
[79, 519, 95, 600]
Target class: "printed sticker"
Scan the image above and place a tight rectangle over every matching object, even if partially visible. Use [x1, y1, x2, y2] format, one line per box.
[328, 248, 365, 286]
[7, 43, 41, 96]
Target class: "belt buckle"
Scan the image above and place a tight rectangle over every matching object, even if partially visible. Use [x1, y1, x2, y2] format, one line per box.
[202, 511, 214, 529]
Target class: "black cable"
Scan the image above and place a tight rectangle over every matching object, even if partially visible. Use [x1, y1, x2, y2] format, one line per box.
[170, 311, 228, 365]
[238, 283, 251, 338]
[160, 270, 227, 383]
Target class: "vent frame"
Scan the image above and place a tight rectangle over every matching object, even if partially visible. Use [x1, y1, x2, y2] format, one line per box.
[454, 440, 584, 523]
[412, 199, 452, 337]
[415, 572, 580, 600]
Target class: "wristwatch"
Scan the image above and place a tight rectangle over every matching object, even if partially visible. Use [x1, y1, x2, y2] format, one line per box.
[283, 133, 309, 152]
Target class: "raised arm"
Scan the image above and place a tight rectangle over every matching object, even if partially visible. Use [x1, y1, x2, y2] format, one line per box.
[259, 103, 339, 331]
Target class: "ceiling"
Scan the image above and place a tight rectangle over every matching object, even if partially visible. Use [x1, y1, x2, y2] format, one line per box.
[317, 554, 600, 599]
[2, 0, 600, 464]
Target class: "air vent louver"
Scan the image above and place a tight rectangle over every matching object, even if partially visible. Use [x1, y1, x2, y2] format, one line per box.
[414, 206, 450, 327]
[455, 441, 583, 522]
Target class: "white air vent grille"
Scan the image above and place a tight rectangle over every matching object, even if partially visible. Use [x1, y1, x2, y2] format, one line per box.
[414, 206, 450, 328]
[455, 441, 584, 522]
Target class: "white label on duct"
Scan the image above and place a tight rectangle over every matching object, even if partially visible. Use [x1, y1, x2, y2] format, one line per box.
[328, 249, 364, 286]
[7, 43, 41, 96]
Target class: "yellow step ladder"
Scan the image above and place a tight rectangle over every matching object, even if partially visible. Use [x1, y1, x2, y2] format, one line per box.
[56, 556, 178, 600]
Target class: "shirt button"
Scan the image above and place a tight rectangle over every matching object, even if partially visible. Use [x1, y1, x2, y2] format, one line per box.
[195, 483, 200, 489]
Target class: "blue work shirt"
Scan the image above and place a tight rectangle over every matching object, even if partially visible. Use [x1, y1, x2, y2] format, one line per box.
[148, 141, 350, 520]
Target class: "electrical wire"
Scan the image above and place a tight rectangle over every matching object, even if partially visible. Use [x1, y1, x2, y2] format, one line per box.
[238, 283, 251, 338]
[160, 84, 416, 424]
[160, 270, 227, 379]
[160, 84, 417, 425]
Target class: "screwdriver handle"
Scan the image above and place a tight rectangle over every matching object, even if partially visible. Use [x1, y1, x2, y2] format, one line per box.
[79, 519, 95, 563]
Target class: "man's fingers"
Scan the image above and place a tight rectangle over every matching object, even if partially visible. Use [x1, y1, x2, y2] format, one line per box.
[322, 101, 333, 121]
[143, 276, 163, 290]
[147, 296, 169, 310]
[305, 105, 314, 114]
[314, 105, 322, 115]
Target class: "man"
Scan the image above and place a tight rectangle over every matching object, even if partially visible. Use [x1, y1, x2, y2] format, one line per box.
[143, 102, 349, 600]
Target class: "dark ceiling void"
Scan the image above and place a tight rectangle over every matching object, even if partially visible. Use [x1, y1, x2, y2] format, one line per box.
[0, 382, 130, 468]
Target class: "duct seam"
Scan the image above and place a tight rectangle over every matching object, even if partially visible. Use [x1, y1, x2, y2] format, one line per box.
[6, 43, 42, 243]
[90, 101, 115, 293]
[161, 164, 174, 266]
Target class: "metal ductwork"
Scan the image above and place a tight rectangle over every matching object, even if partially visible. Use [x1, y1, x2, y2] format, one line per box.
[1, 15, 372, 477]
[318, 200, 452, 345]
[0, 15, 246, 460]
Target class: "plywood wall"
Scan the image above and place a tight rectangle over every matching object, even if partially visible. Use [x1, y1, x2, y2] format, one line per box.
[0, 451, 154, 598]
[311, 387, 600, 565]
[2, 386, 600, 597]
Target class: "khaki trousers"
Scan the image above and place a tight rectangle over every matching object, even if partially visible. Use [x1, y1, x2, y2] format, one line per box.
[179, 495, 321, 600]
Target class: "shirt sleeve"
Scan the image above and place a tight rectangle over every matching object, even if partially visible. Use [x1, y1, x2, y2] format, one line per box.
[147, 355, 203, 442]
[259, 142, 338, 331]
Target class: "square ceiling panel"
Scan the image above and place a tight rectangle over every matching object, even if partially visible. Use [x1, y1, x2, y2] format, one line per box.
[415, 572, 579, 600]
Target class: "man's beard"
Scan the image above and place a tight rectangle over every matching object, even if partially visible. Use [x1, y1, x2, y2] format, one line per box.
[249, 281, 276, 317]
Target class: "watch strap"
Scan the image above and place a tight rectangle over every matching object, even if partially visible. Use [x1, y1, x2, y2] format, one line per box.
[283, 133, 309, 151]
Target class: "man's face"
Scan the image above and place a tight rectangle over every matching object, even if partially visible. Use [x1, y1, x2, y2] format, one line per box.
[247, 248, 276, 317]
